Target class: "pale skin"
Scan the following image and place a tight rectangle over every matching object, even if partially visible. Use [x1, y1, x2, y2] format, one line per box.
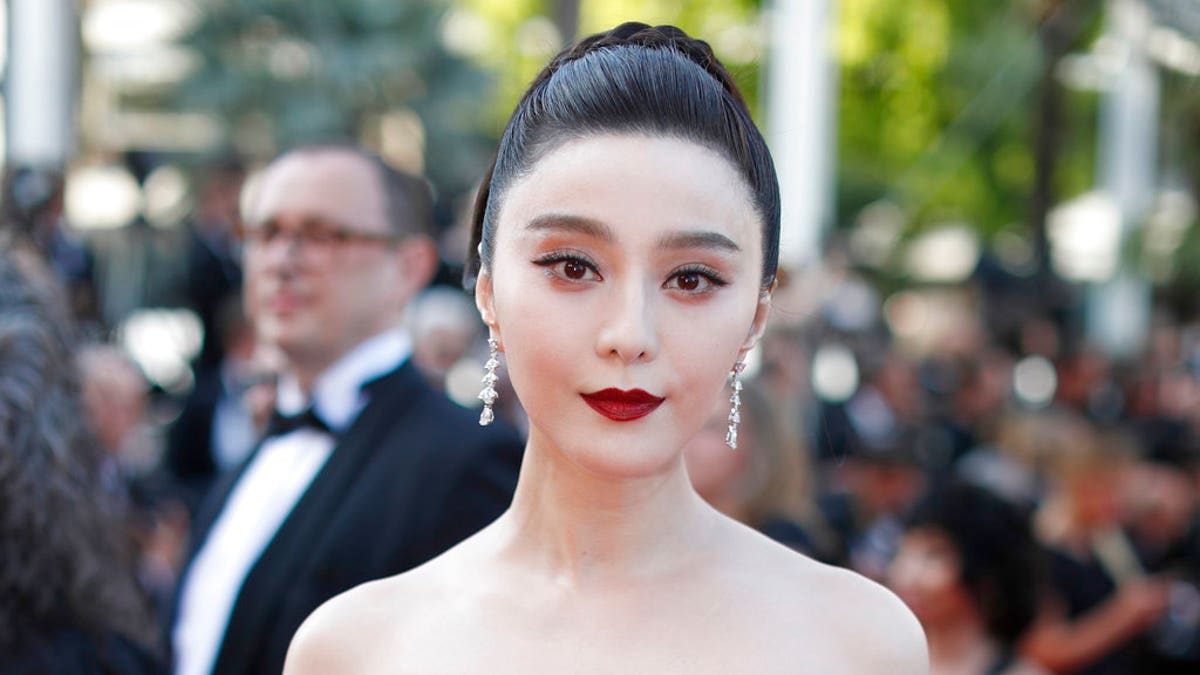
[285, 135, 928, 674]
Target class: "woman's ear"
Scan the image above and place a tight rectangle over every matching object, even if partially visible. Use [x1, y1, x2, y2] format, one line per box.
[737, 286, 774, 359]
[474, 269, 499, 336]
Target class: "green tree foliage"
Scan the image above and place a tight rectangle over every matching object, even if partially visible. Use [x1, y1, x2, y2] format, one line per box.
[453, 0, 767, 135]
[837, 0, 1099, 239]
[166, 0, 492, 194]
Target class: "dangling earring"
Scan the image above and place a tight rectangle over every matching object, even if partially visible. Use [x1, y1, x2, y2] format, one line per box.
[479, 337, 500, 426]
[725, 362, 745, 449]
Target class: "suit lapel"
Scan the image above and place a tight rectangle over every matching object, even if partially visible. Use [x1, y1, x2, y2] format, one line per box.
[211, 361, 429, 673]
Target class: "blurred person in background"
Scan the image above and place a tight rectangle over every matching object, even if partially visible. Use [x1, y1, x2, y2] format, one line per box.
[684, 379, 834, 560]
[407, 284, 482, 390]
[182, 157, 247, 374]
[77, 341, 193, 635]
[167, 293, 274, 513]
[1125, 425, 1200, 575]
[889, 480, 1047, 675]
[77, 343, 157, 483]
[2, 165, 98, 323]
[170, 143, 523, 675]
[919, 344, 1013, 469]
[816, 359, 928, 576]
[819, 433, 926, 578]
[956, 410, 1060, 510]
[1123, 431, 1200, 673]
[0, 238, 161, 672]
[1021, 415, 1172, 674]
[756, 324, 817, 449]
[816, 345, 926, 463]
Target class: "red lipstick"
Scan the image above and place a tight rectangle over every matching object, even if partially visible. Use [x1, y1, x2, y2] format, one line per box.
[580, 388, 665, 422]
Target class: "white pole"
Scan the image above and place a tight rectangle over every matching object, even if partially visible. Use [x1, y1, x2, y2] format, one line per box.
[766, 0, 837, 271]
[5, 0, 77, 168]
[1099, 0, 1158, 224]
[1087, 0, 1158, 358]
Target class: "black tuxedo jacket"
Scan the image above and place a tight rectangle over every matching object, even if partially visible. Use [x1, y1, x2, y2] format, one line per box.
[174, 360, 523, 675]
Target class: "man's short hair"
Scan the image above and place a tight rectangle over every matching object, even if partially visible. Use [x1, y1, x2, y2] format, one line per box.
[281, 142, 435, 238]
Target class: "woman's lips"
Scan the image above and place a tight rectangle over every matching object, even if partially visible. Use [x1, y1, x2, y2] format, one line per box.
[580, 388, 665, 422]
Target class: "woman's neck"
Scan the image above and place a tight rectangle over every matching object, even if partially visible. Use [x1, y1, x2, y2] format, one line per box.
[494, 431, 721, 587]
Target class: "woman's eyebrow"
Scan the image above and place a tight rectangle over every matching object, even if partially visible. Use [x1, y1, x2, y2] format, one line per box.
[657, 231, 740, 253]
[525, 215, 740, 253]
[525, 213, 613, 241]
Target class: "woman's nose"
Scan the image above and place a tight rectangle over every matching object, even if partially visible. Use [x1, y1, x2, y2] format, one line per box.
[594, 281, 659, 365]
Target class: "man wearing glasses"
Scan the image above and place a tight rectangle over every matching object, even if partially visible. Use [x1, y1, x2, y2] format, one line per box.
[170, 144, 523, 675]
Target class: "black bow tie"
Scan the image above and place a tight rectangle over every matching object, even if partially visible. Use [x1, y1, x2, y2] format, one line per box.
[263, 407, 332, 439]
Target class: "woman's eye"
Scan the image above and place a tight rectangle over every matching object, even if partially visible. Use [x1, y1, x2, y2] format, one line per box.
[562, 259, 590, 280]
[666, 268, 725, 293]
[533, 254, 601, 282]
[675, 272, 704, 291]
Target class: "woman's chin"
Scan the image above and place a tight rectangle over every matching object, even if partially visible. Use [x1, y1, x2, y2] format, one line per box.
[543, 434, 684, 481]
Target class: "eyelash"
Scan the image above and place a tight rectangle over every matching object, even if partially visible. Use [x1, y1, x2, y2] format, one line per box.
[531, 252, 729, 293]
[532, 251, 602, 281]
[667, 265, 728, 293]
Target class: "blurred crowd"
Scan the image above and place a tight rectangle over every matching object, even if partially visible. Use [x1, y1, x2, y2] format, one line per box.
[2, 153, 1198, 675]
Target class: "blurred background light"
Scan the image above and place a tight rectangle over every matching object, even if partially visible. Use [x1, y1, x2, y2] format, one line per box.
[88, 47, 198, 88]
[1048, 190, 1122, 282]
[903, 223, 980, 283]
[446, 357, 485, 409]
[1146, 26, 1200, 76]
[83, 0, 193, 52]
[709, 20, 762, 64]
[267, 39, 316, 81]
[992, 230, 1037, 277]
[1012, 355, 1057, 408]
[118, 308, 203, 395]
[377, 108, 426, 176]
[441, 8, 493, 59]
[142, 164, 191, 228]
[822, 276, 879, 333]
[811, 343, 859, 403]
[849, 200, 904, 268]
[100, 111, 222, 151]
[883, 291, 928, 341]
[65, 165, 141, 230]
[515, 16, 561, 59]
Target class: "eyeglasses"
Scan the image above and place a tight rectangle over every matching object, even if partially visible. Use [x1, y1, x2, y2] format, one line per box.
[238, 218, 398, 251]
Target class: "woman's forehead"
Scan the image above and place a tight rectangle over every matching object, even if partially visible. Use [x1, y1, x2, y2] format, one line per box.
[498, 134, 760, 246]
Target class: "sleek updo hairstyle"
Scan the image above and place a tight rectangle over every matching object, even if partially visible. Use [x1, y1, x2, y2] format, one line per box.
[905, 480, 1043, 645]
[467, 22, 780, 290]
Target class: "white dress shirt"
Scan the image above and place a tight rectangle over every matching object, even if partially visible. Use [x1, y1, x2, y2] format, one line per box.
[172, 328, 412, 675]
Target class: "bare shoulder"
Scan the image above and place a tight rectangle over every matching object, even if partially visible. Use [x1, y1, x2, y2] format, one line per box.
[725, 528, 928, 674]
[284, 567, 442, 675]
[802, 562, 928, 673]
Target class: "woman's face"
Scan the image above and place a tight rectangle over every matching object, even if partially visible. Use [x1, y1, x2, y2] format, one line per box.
[478, 134, 769, 477]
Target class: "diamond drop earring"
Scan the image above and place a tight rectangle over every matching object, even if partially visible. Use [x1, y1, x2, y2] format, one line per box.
[478, 338, 499, 426]
[725, 362, 745, 449]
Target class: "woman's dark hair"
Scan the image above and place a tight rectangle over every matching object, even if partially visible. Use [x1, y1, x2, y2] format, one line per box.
[905, 479, 1043, 645]
[467, 22, 780, 290]
[0, 241, 154, 654]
